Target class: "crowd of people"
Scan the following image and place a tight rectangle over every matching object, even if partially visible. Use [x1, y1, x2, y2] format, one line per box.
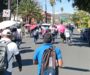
[0, 21, 75, 75]
[25, 22, 75, 45]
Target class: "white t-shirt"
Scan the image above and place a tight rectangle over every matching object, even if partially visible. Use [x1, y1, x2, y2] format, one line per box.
[0, 37, 19, 72]
[17, 28, 22, 39]
[64, 28, 70, 38]
[49, 26, 55, 34]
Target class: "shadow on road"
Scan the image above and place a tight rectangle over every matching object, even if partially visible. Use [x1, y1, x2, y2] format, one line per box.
[20, 47, 31, 49]
[36, 40, 60, 44]
[36, 41, 43, 44]
[20, 47, 34, 54]
[53, 41, 60, 44]
[71, 42, 90, 47]
[62, 66, 90, 72]
[71, 37, 90, 47]
[13, 59, 33, 68]
[21, 41, 26, 44]
[73, 33, 80, 36]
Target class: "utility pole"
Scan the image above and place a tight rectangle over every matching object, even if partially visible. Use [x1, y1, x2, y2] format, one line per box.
[8, 0, 11, 20]
[16, 0, 18, 21]
[45, 0, 47, 23]
[52, 5, 55, 25]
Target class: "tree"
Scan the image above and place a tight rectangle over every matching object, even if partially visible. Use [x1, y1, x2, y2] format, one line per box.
[0, 0, 21, 13]
[57, 0, 90, 13]
[73, 0, 90, 13]
[50, 0, 56, 24]
[50, 0, 55, 6]
[0, 0, 43, 23]
[61, 7, 64, 13]
[0, 0, 7, 13]
[18, 0, 43, 23]
[72, 10, 90, 28]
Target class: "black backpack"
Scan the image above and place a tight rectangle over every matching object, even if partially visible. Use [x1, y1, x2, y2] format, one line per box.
[40, 46, 56, 75]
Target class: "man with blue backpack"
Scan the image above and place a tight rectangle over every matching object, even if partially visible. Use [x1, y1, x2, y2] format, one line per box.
[33, 32, 63, 75]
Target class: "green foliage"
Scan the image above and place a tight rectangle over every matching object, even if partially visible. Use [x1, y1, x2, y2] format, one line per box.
[57, 0, 90, 13]
[0, 0, 43, 23]
[72, 10, 90, 28]
[18, 0, 43, 23]
[73, 0, 90, 13]
[0, 0, 21, 13]
[50, 0, 55, 6]
[0, 0, 7, 13]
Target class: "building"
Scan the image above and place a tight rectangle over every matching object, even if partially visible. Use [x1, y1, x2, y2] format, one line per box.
[41, 11, 51, 23]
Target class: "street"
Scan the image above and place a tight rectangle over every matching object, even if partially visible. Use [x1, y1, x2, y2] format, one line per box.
[13, 29, 90, 75]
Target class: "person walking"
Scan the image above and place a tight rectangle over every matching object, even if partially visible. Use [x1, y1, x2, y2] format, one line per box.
[64, 26, 71, 45]
[33, 27, 39, 44]
[0, 29, 22, 75]
[57, 22, 66, 42]
[33, 33, 63, 75]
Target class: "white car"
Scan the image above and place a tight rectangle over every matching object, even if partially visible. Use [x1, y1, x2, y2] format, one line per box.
[41, 23, 51, 29]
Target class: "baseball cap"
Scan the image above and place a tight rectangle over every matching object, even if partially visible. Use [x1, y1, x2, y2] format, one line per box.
[43, 33, 53, 43]
[2, 29, 11, 36]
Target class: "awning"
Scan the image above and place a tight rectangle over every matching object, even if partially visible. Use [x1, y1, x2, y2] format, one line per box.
[0, 20, 18, 29]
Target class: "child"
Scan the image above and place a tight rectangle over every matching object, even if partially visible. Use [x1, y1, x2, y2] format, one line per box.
[64, 26, 71, 44]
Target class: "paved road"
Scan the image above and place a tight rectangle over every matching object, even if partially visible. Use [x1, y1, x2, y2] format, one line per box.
[13, 29, 90, 75]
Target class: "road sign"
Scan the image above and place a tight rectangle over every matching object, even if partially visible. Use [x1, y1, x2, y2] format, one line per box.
[2, 9, 11, 17]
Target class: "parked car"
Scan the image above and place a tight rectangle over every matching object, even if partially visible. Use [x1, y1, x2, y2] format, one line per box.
[80, 28, 90, 46]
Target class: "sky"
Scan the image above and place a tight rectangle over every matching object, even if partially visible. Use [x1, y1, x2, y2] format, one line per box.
[38, 0, 75, 14]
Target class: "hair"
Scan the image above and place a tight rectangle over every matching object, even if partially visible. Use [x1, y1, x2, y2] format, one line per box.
[43, 33, 53, 43]
[7, 34, 12, 39]
[1, 32, 12, 39]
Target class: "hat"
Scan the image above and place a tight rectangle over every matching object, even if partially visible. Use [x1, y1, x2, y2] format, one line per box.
[2, 29, 11, 36]
[43, 33, 53, 43]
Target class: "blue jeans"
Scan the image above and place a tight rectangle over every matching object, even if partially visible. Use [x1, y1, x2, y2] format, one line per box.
[3, 70, 12, 75]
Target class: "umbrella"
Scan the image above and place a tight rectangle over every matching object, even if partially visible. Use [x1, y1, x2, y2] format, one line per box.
[0, 20, 18, 29]
[24, 24, 30, 27]
[30, 25, 37, 31]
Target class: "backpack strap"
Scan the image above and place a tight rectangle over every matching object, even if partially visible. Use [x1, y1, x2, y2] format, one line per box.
[41, 48, 51, 75]
[4, 41, 14, 69]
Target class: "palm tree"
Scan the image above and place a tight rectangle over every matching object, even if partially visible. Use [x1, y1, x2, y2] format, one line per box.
[61, 7, 64, 13]
[50, 0, 55, 6]
[18, 0, 42, 23]
[50, 0, 55, 25]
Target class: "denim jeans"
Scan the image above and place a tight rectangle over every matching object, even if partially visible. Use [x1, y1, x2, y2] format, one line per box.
[3, 70, 12, 75]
